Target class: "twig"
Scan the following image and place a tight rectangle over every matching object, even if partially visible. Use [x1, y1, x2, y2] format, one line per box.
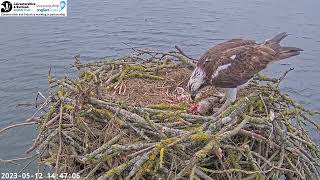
[55, 102, 64, 175]
[174, 45, 197, 61]
[0, 122, 36, 135]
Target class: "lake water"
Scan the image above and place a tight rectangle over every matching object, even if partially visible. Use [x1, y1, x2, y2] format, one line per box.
[1, 0, 319, 173]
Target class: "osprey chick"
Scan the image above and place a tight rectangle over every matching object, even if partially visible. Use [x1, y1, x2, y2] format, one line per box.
[186, 32, 303, 116]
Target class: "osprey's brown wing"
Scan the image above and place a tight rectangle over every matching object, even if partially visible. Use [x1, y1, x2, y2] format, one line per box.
[197, 39, 257, 79]
[211, 45, 277, 88]
[198, 33, 302, 88]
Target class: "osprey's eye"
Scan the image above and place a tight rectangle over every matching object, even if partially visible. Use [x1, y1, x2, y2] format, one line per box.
[199, 83, 205, 89]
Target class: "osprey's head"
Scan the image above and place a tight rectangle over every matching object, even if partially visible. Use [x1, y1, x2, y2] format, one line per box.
[186, 66, 207, 100]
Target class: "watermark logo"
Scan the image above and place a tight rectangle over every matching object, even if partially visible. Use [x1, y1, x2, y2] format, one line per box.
[1, 1, 12, 12]
[60, 1, 65, 11]
[0, 0, 67, 17]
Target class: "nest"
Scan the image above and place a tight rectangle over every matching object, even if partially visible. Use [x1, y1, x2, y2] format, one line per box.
[4, 48, 320, 179]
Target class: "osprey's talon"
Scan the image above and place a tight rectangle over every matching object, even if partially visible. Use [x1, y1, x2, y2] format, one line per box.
[212, 105, 227, 117]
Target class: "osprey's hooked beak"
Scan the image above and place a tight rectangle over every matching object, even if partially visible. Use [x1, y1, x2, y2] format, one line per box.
[187, 66, 208, 101]
[191, 93, 196, 101]
[189, 82, 209, 101]
[187, 82, 197, 101]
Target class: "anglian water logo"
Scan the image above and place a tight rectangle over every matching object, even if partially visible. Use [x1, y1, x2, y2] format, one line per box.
[1, 1, 12, 12]
[59, 1, 65, 11]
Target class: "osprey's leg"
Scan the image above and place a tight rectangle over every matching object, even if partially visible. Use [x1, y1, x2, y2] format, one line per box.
[213, 88, 237, 116]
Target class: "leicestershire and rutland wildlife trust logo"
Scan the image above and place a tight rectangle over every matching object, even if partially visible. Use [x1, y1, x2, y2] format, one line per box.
[0, 0, 67, 16]
[1, 1, 12, 12]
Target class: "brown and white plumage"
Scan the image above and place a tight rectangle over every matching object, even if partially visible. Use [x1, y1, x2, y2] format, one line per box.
[186, 32, 303, 116]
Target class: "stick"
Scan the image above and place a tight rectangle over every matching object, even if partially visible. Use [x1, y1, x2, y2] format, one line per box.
[0, 122, 36, 135]
[55, 102, 64, 175]
[174, 45, 197, 61]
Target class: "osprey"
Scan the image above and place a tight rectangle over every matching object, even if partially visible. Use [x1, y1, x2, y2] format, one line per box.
[186, 32, 303, 116]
